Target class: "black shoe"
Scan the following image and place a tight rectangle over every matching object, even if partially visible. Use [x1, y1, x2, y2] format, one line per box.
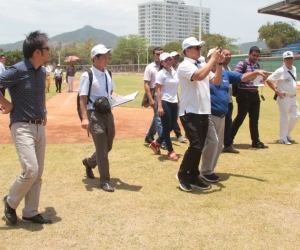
[200, 173, 220, 183]
[100, 183, 114, 192]
[175, 174, 192, 192]
[252, 141, 269, 149]
[3, 195, 17, 224]
[145, 136, 154, 144]
[22, 214, 52, 224]
[82, 158, 94, 179]
[222, 146, 239, 154]
[190, 179, 211, 190]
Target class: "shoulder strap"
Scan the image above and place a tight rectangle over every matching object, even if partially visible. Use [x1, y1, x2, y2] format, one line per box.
[86, 68, 93, 104]
[242, 60, 247, 74]
[288, 71, 296, 81]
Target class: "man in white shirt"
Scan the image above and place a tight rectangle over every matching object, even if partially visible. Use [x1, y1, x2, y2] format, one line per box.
[265, 51, 299, 145]
[0, 53, 6, 96]
[175, 37, 224, 192]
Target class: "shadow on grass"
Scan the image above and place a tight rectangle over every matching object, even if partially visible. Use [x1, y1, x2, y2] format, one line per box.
[82, 177, 142, 192]
[0, 206, 61, 230]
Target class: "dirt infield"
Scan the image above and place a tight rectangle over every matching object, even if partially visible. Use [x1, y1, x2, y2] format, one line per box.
[0, 80, 153, 144]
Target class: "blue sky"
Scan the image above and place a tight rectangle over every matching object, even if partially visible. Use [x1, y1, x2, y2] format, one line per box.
[0, 0, 299, 44]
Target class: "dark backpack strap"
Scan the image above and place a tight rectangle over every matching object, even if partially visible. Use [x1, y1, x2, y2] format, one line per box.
[86, 68, 93, 104]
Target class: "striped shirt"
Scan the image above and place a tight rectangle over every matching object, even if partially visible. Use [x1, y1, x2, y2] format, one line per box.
[235, 58, 259, 92]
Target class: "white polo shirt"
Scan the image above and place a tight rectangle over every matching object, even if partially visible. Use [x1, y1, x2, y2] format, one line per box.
[143, 61, 160, 88]
[268, 64, 297, 95]
[177, 57, 214, 116]
[155, 68, 179, 103]
[79, 65, 115, 110]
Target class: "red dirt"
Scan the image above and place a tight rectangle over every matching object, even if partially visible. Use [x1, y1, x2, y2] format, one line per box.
[0, 79, 154, 144]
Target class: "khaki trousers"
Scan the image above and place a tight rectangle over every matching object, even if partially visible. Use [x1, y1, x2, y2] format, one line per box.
[8, 122, 46, 217]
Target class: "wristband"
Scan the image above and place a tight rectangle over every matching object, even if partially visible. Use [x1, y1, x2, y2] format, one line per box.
[216, 62, 223, 65]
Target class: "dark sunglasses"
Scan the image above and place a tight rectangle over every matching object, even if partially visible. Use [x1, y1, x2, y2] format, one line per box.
[39, 46, 50, 51]
[155, 53, 162, 56]
[163, 58, 172, 63]
[189, 46, 201, 50]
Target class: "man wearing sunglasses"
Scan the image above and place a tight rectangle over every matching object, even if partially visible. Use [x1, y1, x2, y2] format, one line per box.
[0, 31, 52, 224]
[265, 51, 299, 145]
[144, 47, 165, 147]
[175, 37, 224, 192]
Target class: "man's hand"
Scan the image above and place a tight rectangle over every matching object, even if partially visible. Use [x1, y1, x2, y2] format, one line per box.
[211, 47, 225, 63]
[43, 116, 47, 126]
[149, 99, 156, 108]
[157, 106, 165, 117]
[81, 118, 90, 130]
[0, 103, 13, 114]
[256, 70, 272, 80]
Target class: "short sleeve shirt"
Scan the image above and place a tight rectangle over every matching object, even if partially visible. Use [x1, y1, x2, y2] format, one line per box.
[235, 58, 259, 91]
[143, 61, 160, 88]
[78, 65, 115, 110]
[0, 59, 46, 124]
[267, 64, 297, 95]
[177, 57, 214, 116]
[155, 68, 179, 103]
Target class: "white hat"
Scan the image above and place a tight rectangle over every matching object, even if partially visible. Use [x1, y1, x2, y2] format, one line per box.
[283, 51, 294, 59]
[91, 44, 111, 58]
[159, 52, 172, 62]
[199, 56, 206, 63]
[57, 64, 60, 67]
[170, 51, 180, 57]
[207, 48, 215, 58]
[182, 37, 205, 51]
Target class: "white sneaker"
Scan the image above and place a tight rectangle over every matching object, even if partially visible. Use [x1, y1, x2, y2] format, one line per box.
[287, 136, 295, 143]
[177, 135, 187, 143]
[278, 139, 291, 145]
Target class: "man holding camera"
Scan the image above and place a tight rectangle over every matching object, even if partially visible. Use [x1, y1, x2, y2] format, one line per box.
[79, 44, 117, 192]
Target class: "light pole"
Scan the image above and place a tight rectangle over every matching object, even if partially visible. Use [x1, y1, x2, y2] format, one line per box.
[199, 0, 202, 41]
[137, 52, 141, 73]
[57, 51, 61, 64]
[146, 45, 149, 65]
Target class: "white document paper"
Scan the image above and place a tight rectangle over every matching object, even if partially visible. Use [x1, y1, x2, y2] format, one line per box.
[253, 75, 265, 86]
[111, 91, 139, 107]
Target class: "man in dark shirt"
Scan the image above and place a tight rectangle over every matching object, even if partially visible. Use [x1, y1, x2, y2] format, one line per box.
[0, 31, 52, 224]
[231, 46, 269, 149]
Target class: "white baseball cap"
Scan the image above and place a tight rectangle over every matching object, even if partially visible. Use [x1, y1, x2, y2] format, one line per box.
[283, 51, 294, 59]
[91, 44, 111, 58]
[170, 51, 180, 57]
[182, 37, 205, 51]
[159, 52, 172, 62]
[207, 48, 215, 58]
[57, 64, 60, 67]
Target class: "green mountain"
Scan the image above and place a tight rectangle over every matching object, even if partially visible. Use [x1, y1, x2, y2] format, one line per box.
[0, 25, 120, 51]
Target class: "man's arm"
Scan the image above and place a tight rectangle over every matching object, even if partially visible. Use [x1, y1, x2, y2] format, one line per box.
[144, 80, 155, 108]
[265, 79, 285, 99]
[241, 70, 272, 82]
[80, 95, 89, 130]
[0, 92, 13, 114]
[43, 91, 47, 126]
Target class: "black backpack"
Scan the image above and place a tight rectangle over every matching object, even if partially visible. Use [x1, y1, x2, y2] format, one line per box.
[77, 68, 112, 121]
[232, 60, 260, 97]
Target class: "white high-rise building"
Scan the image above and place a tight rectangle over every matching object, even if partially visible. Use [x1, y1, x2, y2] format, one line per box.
[138, 0, 210, 46]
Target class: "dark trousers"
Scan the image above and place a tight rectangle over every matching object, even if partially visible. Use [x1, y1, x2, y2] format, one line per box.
[55, 77, 62, 92]
[224, 102, 233, 147]
[231, 90, 261, 144]
[178, 113, 208, 182]
[156, 101, 178, 152]
[173, 121, 182, 138]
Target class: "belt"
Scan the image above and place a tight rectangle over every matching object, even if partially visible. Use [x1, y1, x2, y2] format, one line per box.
[212, 114, 225, 118]
[16, 119, 44, 124]
[284, 94, 296, 98]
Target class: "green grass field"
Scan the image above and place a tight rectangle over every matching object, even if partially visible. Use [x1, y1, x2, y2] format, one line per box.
[1, 75, 300, 249]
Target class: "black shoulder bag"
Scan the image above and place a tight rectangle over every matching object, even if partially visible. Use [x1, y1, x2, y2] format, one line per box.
[93, 73, 112, 114]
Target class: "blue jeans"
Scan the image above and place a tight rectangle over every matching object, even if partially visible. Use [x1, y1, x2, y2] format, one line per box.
[156, 101, 178, 152]
[146, 95, 163, 139]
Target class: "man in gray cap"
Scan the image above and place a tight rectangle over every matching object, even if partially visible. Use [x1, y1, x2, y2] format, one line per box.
[79, 44, 119, 192]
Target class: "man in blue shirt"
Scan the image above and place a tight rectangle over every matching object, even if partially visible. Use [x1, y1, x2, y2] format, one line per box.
[0, 31, 51, 224]
[200, 49, 270, 183]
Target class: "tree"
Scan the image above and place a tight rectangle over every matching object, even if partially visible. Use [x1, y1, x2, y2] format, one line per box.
[5, 50, 24, 65]
[258, 21, 300, 50]
[192, 28, 239, 56]
[162, 41, 182, 55]
[110, 35, 147, 64]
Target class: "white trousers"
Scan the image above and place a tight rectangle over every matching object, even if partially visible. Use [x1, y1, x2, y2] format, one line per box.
[8, 122, 46, 217]
[201, 115, 225, 175]
[276, 96, 299, 140]
[68, 76, 75, 92]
